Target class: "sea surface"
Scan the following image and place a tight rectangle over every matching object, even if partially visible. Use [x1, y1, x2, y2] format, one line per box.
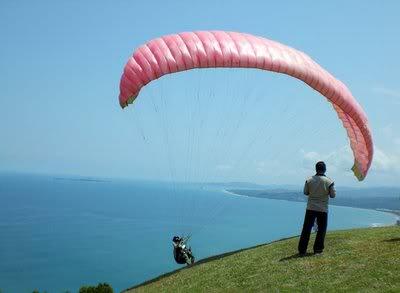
[0, 173, 396, 293]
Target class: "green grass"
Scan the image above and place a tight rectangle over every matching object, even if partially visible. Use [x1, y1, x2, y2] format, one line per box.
[125, 226, 400, 292]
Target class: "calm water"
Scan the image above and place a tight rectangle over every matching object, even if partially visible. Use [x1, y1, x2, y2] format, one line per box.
[0, 174, 396, 292]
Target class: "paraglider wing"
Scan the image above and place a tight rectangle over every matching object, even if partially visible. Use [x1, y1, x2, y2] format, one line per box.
[118, 31, 373, 181]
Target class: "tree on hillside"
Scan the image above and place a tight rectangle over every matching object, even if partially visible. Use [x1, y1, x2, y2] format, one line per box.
[79, 283, 113, 293]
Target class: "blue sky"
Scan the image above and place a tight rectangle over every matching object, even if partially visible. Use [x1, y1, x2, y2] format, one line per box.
[1, 1, 399, 186]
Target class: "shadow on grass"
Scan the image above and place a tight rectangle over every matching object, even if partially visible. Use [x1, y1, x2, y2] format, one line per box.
[279, 252, 314, 262]
[383, 237, 400, 243]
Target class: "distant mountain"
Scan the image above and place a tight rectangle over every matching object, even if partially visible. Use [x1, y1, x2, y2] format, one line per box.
[205, 182, 301, 190]
[205, 182, 268, 189]
[336, 187, 400, 198]
[227, 188, 400, 214]
[54, 177, 110, 183]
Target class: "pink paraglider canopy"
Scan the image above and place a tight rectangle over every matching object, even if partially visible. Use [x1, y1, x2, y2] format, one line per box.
[118, 31, 373, 181]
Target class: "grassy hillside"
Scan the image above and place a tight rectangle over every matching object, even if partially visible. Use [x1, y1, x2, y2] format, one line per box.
[125, 226, 400, 292]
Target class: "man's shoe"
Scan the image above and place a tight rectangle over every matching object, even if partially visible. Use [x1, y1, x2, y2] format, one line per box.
[314, 250, 323, 255]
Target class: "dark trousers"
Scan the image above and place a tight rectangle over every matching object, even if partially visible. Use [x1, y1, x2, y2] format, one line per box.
[298, 209, 328, 254]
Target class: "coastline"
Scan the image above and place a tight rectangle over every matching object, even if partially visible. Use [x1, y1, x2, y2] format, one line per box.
[376, 208, 400, 217]
[224, 189, 400, 222]
[222, 189, 249, 198]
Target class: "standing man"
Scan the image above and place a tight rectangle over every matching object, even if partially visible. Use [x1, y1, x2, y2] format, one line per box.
[298, 161, 336, 255]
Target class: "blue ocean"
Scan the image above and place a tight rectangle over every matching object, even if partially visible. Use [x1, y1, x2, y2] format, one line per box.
[0, 173, 396, 292]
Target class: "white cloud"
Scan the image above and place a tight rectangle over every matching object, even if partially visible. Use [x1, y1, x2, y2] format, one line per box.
[382, 124, 395, 138]
[381, 125, 400, 149]
[371, 147, 400, 173]
[254, 161, 266, 173]
[300, 146, 353, 173]
[302, 146, 400, 172]
[302, 151, 320, 162]
[372, 86, 400, 99]
[298, 144, 400, 186]
[215, 164, 232, 171]
[253, 160, 287, 174]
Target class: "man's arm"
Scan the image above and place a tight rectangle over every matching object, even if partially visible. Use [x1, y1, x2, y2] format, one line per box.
[303, 180, 310, 196]
[329, 182, 336, 198]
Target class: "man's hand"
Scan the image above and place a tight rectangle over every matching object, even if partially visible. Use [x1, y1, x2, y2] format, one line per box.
[329, 182, 336, 198]
[303, 180, 310, 196]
